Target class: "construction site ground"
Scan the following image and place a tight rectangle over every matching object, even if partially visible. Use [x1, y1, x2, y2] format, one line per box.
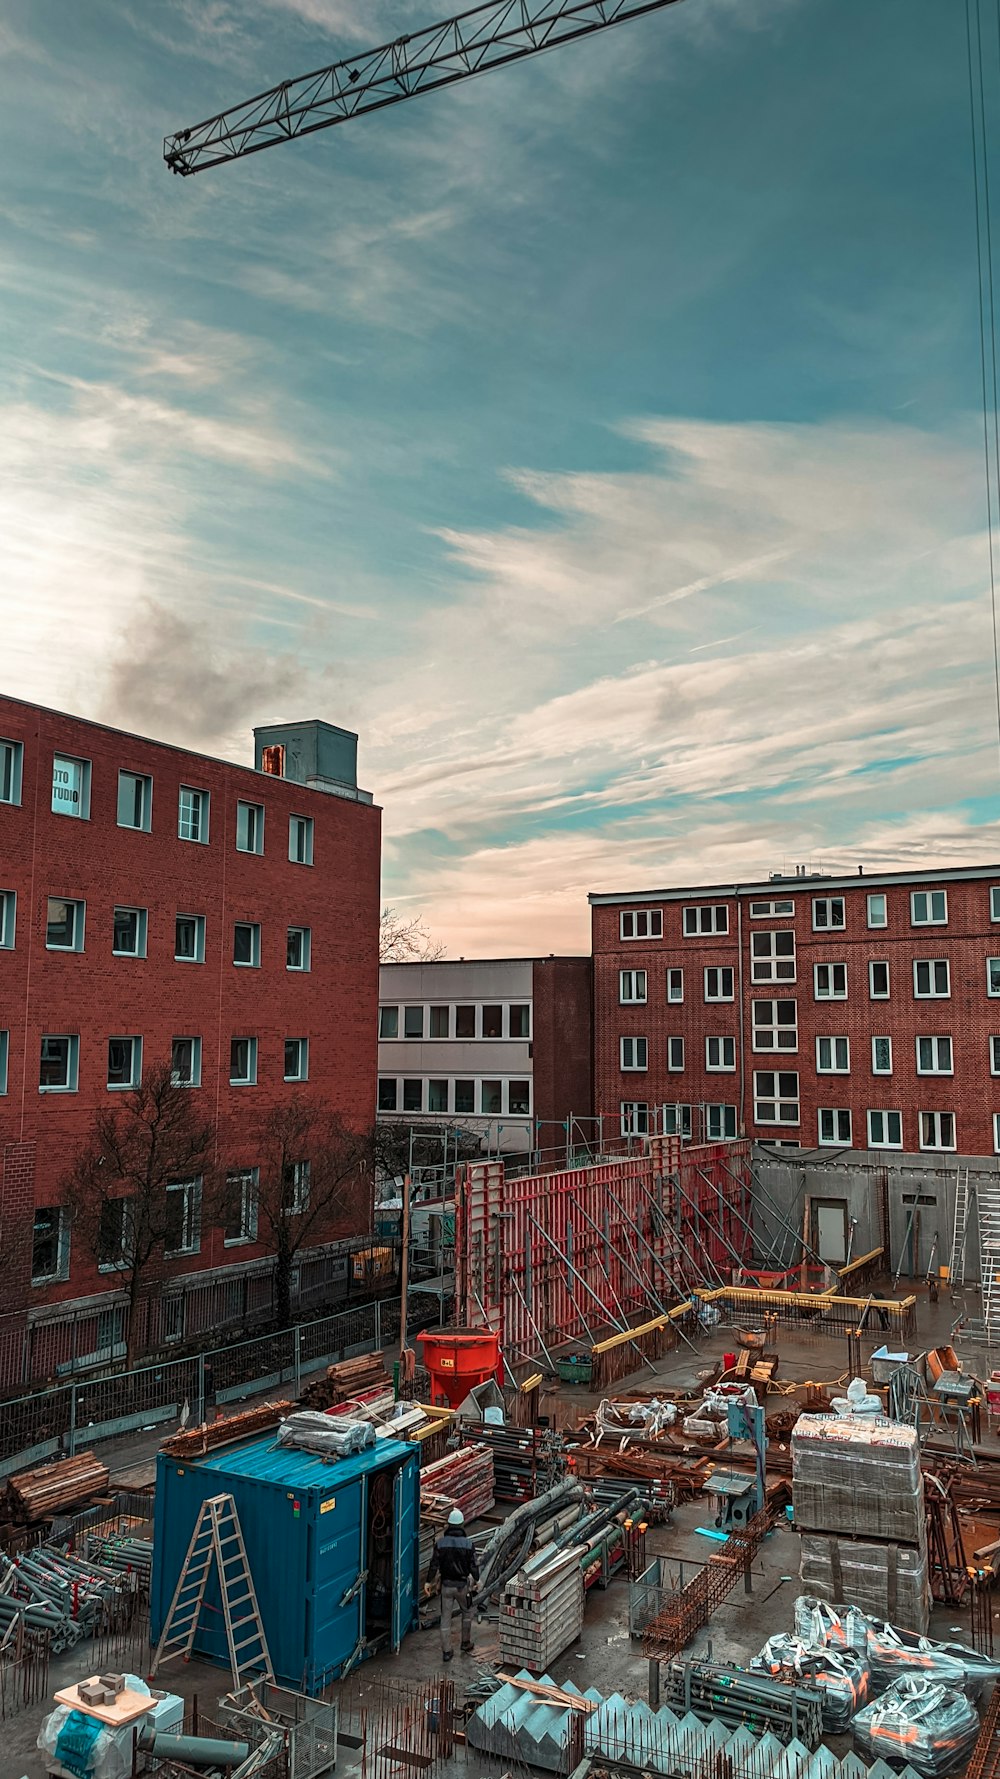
[10, 1281, 997, 1779]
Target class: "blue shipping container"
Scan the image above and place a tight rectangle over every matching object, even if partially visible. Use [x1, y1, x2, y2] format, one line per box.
[152, 1434, 420, 1693]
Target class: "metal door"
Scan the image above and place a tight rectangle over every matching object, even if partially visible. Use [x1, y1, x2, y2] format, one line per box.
[814, 1201, 848, 1265]
[309, 1479, 364, 1684]
[391, 1461, 418, 1652]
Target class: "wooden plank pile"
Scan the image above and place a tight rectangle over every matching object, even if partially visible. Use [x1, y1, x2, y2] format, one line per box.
[420, 1444, 495, 1525]
[160, 1400, 294, 1459]
[6, 1453, 109, 1523]
[300, 1354, 389, 1409]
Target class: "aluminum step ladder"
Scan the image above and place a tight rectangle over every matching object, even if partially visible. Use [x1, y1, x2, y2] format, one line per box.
[979, 1175, 1000, 1350]
[150, 1492, 272, 1688]
[949, 1167, 972, 1286]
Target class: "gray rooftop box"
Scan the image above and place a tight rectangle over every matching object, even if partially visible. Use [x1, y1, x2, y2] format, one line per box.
[254, 720, 373, 803]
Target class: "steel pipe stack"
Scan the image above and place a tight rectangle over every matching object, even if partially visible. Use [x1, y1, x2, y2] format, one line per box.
[662, 1658, 825, 1747]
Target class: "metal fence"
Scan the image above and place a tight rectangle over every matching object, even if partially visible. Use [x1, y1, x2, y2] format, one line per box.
[0, 1290, 444, 1478]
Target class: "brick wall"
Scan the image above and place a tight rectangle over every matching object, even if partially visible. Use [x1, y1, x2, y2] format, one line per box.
[531, 956, 593, 1131]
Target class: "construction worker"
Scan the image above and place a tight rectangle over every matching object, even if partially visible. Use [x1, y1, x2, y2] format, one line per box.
[425, 1507, 479, 1661]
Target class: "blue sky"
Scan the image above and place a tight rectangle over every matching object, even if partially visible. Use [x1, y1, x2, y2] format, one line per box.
[2, 0, 999, 951]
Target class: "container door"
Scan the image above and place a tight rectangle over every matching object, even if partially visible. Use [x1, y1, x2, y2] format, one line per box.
[310, 1479, 365, 1686]
[391, 1462, 417, 1652]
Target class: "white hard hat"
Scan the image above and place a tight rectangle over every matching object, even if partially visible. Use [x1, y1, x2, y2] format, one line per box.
[448, 1508, 465, 1526]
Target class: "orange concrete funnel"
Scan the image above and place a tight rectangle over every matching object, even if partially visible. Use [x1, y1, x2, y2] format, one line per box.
[419, 1325, 501, 1409]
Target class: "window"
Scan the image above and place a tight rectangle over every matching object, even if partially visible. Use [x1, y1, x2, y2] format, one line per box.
[992, 886, 1000, 923]
[663, 1104, 692, 1138]
[46, 897, 84, 952]
[455, 1006, 476, 1038]
[378, 1077, 398, 1111]
[666, 969, 684, 1003]
[819, 1108, 852, 1145]
[233, 922, 261, 968]
[509, 1080, 531, 1114]
[284, 1037, 308, 1081]
[509, 1004, 531, 1038]
[230, 1037, 257, 1085]
[39, 1035, 79, 1092]
[915, 958, 950, 998]
[31, 1207, 70, 1283]
[481, 1080, 503, 1114]
[224, 1168, 258, 1244]
[51, 754, 90, 819]
[379, 1006, 399, 1039]
[113, 906, 147, 958]
[816, 1036, 850, 1073]
[430, 1006, 450, 1039]
[706, 1035, 736, 1071]
[98, 1198, 130, 1269]
[995, 1113, 1000, 1156]
[289, 814, 314, 865]
[427, 1079, 448, 1112]
[0, 738, 23, 806]
[749, 899, 794, 917]
[751, 930, 795, 983]
[178, 785, 209, 843]
[283, 1161, 310, 1215]
[707, 1104, 738, 1139]
[454, 1079, 475, 1113]
[920, 1110, 956, 1151]
[165, 1179, 202, 1255]
[0, 889, 15, 949]
[753, 1070, 800, 1125]
[175, 913, 206, 963]
[621, 1101, 649, 1136]
[916, 1035, 953, 1075]
[989, 959, 1000, 998]
[813, 897, 845, 930]
[171, 1037, 202, 1087]
[621, 1036, 648, 1070]
[814, 962, 847, 1000]
[107, 1036, 141, 1089]
[620, 909, 662, 940]
[683, 904, 729, 936]
[0, 1029, 6, 1095]
[869, 960, 890, 999]
[705, 967, 734, 1001]
[752, 1000, 798, 1051]
[482, 1005, 503, 1038]
[668, 1037, 685, 1071]
[117, 770, 151, 832]
[867, 1109, 903, 1149]
[991, 1035, 1000, 1075]
[867, 893, 887, 928]
[404, 1006, 424, 1039]
[872, 1035, 893, 1075]
[236, 800, 264, 854]
[403, 1078, 423, 1112]
[911, 889, 947, 926]
[287, 926, 311, 971]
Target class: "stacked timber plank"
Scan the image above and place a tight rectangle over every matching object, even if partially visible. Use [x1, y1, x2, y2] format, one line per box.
[161, 1400, 294, 1458]
[6, 1454, 109, 1523]
[300, 1354, 389, 1409]
[500, 1546, 584, 1671]
[792, 1416, 929, 1633]
[420, 1444, 495, 1525]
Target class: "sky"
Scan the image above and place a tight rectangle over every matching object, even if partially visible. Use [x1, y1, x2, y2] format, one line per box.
[2, 0, 999, 954]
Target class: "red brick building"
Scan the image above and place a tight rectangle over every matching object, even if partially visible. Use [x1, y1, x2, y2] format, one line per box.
[0, 697, 380, 1382]
[590, 865, 1000, 1158]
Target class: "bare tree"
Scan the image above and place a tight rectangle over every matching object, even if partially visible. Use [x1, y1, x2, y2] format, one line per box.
[379, 904, 445, 962]
[219, 1100, 374, 1329]
[62, 1063, 215, 1364]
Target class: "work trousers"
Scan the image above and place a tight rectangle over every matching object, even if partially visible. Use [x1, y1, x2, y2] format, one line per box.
[440, 1583, 472, 1654]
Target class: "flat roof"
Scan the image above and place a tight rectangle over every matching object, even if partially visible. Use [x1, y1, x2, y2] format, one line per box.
[379, 955, 588, 969]
[588, 862, 1000, 907]
[187, 1431, 412, 1490]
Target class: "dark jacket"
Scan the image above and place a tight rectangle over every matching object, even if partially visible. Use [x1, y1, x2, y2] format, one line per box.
[428, 1531, 479, 1588]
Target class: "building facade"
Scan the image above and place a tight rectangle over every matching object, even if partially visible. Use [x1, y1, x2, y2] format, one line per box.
[590, 865, 1000, 1160]
[377, 956, 592, 1154]
[0, 697, 380, 1380]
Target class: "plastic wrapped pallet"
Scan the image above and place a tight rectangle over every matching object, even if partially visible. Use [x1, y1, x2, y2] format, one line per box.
[794, 1596, 870, 1653]
[850, 1676, 980, 1778]
[799, 1533, 929, 1635]
[794, 1595, 1000, 1696]
[752, 1633, 871, 1731]
[276, 1411, 376, 1455]
[792, 1415, 924, 1544]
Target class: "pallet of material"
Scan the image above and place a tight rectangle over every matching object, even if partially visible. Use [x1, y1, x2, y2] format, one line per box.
[6, 1454, 110, 1523]
[420, 1444, 495, 1524]
[160, 1400, 294, 1459]
[799, 1531, 930, 1635]
[791, 1415, 924, 1546]
[300, 1354, 389, 1409]
[500, 1547, 584, 1670]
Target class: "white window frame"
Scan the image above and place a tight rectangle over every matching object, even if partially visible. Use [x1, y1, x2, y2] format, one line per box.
[991, 1034, 1000, 1076]
[230, 1036, 258, 1086]
[378, 1005, 399, 1040]
[995, 1112, 1000, 1156]
[284, 1037, 309, 1082]
[178, 784, 209, 844]
[753, 1069, 800, 1126]
[866, 892, 887, 929]
[667, 1036, 684, 1072]
[750, 930, 796, 984]
[662, 1104, 692, 1139]
[620, 1036, 648, 1072]
[818, 1107, 852, 1146]
[619, 969, 647, 1004]
[914, 958, 951, 999]
[706, 1034, 736, 1072]
[920, 1110, 956, 1152]
[621, 1101, 649, 1137]
[867, 1109, 903, 1149]
[283, 1160, 311, 1215]
[683, 904, 729, 936]
[113, 906, 147, 959]
[233, 921, 261, 969]
[117, 769, 152, 832]
[748, 899, 795, 917]
[751, 999, 798, 1051]
[0, 738, 24, 807]
[175, 913, 206, 964]
[165, 1177, 202, 1256]
[0, 889, 15, 949]
[704, 966, 734, 1002]
[869, 960, 890, 999]
[872, 1035, 893, 1075]
[666, 968, 684, 1003]
[289, 813, 314, 866]
[45, 896, 85, 953]
[992, 885, 1000, 923]
[706, 1103, 738, 1139]
[51, 753, 91, 820]
[620, 908, 663, 941]
[816, 1035, 850, 1073]
[287, 925, 311, 972]
[236, 800, 265, 855]
[39, 1034, 79, 1093]
[911, 889, 947, 926]
[916, 1035, 953, 1075]
[171, 1036, 202, 1088]
[107, 1035, 142, 1090]
[812, 897, 845, 931]
[223, 1167, 259, 1245]
[814, 961, 847, 1000]
[0, 1029, 7, 1095]
[31, 1206, 71, 1284]
[989, 958, 1000, 998]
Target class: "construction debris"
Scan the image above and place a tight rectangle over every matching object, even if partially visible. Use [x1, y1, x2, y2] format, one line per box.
[6, 1454, 109, 1523]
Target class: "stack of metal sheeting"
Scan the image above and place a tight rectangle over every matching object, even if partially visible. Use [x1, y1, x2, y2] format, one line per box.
[500, 1546, 584, 1670]
[661, 1659, 825, 1748]
[464, 1425, 543, 1500]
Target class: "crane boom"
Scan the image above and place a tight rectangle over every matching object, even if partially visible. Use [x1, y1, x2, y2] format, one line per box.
[164, 0, 686, 175]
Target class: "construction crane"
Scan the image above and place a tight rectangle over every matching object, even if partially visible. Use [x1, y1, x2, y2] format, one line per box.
[164, 0, 687, 176]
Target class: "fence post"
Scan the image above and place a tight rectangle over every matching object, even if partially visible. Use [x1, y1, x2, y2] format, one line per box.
[197, 1354, 206, 1428]
[68, 1382, 77, 1458]
[375, 1299, 382, 1353]
[293, 1325, 301, 1398]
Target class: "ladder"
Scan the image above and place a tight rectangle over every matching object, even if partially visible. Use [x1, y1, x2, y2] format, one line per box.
[979, 1174, 1000, 1350]
[150, 1493, 272, 1688]
[950, 1167, 972, 1286]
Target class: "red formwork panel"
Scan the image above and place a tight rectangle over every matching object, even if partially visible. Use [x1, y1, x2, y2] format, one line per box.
[455, 1140, 751, 1362]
